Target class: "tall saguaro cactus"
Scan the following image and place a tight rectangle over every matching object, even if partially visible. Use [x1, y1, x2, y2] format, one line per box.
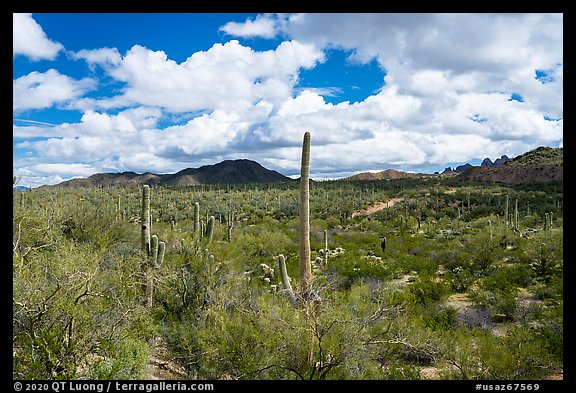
[299, 131, 312, 295]
[226, 208, 235, 242]
[514, 198, 519, 229]
[504, 195, 509, 228]
[117, 193, 122, 222]
[141, 185, 151, 253]
[194, 202, 200, 238]
[323, 229, 329, 266]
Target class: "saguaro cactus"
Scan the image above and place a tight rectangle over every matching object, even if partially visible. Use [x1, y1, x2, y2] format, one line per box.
[226, 208, 235, 242]
[116, 193, 121, 222]
[194, 202, 200, 238]
[141, 185, 151, 253]
[514, 198, 519, 229]
[206, 215, 215, 244]
[299, 132, 312, 295]
[323, 229, 329, 266]
[504, 195, 509, 228]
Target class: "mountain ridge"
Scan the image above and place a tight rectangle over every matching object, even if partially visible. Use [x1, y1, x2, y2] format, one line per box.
[341, 146, 562, 184]
[34, 146, 562, 189]
[42, 159, 292, 189]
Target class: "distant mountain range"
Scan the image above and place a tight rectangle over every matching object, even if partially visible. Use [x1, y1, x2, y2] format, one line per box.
[41, 159, 292, 189]
[457, 147, 563, 185]
[341, 146, 562, 184]
[27, 146, 562, 189]
[345, 169, 420, 181]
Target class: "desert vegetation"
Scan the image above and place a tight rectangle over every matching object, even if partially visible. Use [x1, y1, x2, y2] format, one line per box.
[13, 136, 563, 381]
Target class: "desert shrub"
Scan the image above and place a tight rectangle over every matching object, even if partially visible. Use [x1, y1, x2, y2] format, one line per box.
[407, 273, 450, 306]
[232, 231, 296, 267]
[416, 303, 458, 332]
[517, 229, 563, 284]
[13, 239, 154, 379]
[446, 266, 474, 293]
[469, 270, 520, 323]
[85, 338, 149, 379]
[161, 280, 411, 380]
[441, 326, 557, 380]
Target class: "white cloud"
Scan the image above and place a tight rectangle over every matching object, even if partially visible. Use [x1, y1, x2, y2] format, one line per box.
[12, 160, 104, 189]
[71, 47, 122, 69]
[277, 90, 330, 117]
[14, 107, 164, 169]
[13, 13, 563, 186]
[28, 162, 99, 177]
[13, 13, 63, 60]
[13, 69, 96, 112]
[226, 13, 563, 122]
[96, 40, 324, 112]
[219, 14, 279, 38]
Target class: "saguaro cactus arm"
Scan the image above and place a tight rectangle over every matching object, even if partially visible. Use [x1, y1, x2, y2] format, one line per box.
[278, 254, 298, 307]
[150, 235, 159, 266]
[156, 242, 166, 268]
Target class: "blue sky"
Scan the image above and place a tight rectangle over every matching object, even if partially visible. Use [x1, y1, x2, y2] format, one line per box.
[13, 13, 563, 187]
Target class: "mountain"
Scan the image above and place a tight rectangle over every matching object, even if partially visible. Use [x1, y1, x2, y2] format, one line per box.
[455, 163, 472, 173]
[506, 147, 562, 166]
[494, 155, 511, 166]
[457, 147, 563, 185]
[340, 146, 561, 185]
[162, 159, 291, 186]
[481, 155, 511, 167]
[47, 159, 292, 188]
[37, 147, 563, 189]
[344, 169, 421, 181]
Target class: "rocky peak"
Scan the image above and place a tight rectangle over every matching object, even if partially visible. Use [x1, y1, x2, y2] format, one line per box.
[481, 158, 494, 167]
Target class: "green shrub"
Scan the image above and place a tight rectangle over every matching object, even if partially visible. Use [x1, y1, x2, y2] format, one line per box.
[408, 273, 449, 305]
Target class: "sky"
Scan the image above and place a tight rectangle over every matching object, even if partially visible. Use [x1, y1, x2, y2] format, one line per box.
[13, 13, 563, 188]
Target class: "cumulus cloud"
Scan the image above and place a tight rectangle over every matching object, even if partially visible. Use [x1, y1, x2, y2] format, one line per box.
[13, 13, 563, 186]
[92, 40, 324, 113]
[71, 47, 123, 69]
[13, 13, 64, 60]
[225, 13, 563, 122]
[219, 14, 279, 38]
[14, 107, 164, 168]
[13, 69, 96, 112]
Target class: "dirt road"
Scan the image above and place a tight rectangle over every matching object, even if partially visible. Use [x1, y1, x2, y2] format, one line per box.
[351, 197, 403, 218]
